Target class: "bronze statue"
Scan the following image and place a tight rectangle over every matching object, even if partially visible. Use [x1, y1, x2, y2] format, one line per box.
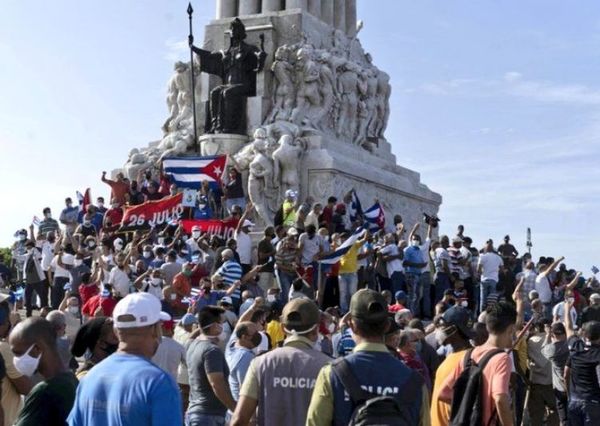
[189, 18, 267, 134]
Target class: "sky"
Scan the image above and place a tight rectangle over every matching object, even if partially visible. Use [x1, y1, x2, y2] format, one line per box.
[1, 1, 598, 274]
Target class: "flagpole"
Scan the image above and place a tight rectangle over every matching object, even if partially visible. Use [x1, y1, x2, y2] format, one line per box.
[187, 3, 199, 154]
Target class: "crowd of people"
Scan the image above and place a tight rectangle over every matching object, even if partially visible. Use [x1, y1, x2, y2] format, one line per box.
[0, 168, 598, 426]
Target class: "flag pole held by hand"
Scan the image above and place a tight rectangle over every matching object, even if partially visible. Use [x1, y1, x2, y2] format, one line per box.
[187, 3, 199, 153]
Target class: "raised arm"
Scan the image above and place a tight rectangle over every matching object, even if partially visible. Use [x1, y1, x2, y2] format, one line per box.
[512, 278, 525, 329]
[541, 256, 565, 277]
[566, 272, 582, 291]
[235, 202, 253, 235]
[564, 297, 575, 338]
[407, 223, 420, 241]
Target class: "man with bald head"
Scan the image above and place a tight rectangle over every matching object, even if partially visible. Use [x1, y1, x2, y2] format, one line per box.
[226, 321, 261, 409]
[215, 249, 243, 309]
[10, 317, 78, 426]
[67, 292, 182, 425]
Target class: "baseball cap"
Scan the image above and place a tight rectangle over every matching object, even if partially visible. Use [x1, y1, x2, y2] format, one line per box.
[394, 290, 407, 301]
[220, 296, 233, 305]
[180, 313, 198, 326]
[281, 299, 320, 333]
[191, 225, 201, 231]
[287, 227, 299, 237]
[113, 293, 171, 329]
[242, 219, 255, 228]
[591, 293, 600, 302]
[441, 305, 473, 339]
[350, 289, 388, 324]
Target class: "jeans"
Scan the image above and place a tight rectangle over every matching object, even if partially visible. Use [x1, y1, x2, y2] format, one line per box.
[479, 279, 497, 313]
[555, 389, 568, 425]
[276, 269, 295, 304]
[186, 412, 225, 426]
[406, 272, 422, 315]
[24, 280, 48, 317]
[528, 383, 559, 426]
[51, 276, 69, 310]
[568, 400, 600, 426]
[339, 273, 358, 313]
[419, 272, 432, 319]
[389, 271, 406, 294]
[434, 272, 451, 304]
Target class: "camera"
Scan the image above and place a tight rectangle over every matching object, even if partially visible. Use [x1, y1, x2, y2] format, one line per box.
[423, 213, 441, 228]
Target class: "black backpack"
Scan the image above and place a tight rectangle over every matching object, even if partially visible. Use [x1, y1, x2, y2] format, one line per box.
[449, 348, 505, 426]
[332, 358, 422, 426]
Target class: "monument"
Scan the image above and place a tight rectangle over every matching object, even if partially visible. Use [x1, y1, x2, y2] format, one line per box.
[122, 0, 442, 228]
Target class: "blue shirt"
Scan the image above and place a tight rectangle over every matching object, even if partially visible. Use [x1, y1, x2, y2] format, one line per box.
[403, 245, 424, 275]
[225, 344, 255, 402]
[67, 353, 182, 426]
[217, 260, 242, 301]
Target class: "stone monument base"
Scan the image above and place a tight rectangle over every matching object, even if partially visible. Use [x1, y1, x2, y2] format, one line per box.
[199, 134, 249, 156]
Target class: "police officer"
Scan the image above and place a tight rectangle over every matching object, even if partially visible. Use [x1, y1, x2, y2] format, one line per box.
[231, 299, 330, 426]
[306, 289, 431, 425]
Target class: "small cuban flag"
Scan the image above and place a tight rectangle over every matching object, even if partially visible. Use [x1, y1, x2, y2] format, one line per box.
[32, 216, 41, 227]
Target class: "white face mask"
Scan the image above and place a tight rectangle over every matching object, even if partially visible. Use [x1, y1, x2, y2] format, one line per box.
[83, 220, 92, 226]
[192, 231, 201, 239]
[327, 323, 336, 334]
[411, 240, 420, 247]
[267, 294, 277, 303]
[68, 306, 80, 315]
[44, 213, 52, 219]
[460, 300, 468, 307]
[157, 238, 165, 246]
[13, 344, 41, 377]
[151, 278, 163, 287]
[18, 235, 26, 242]
[97, 202, 104, 208]
[143, 251, 152, 259]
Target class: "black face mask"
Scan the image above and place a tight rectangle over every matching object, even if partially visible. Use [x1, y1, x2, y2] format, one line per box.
[100, 342, 118, 355]
[250, 332, 262, 348]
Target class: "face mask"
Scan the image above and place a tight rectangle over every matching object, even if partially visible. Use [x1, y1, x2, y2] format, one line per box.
[151, 278, 163, 287]
[182, 270, 193, 277]
[327, 323, 336, 334]
[44, 213, 52, 219]
[157, 238, 165, 246]
[181, 235, 188, 242]
[88, 242, 96, 249]
[267, 294, 276, 303]
[83, 220, 91, 226]
[66, 203, 72, 208]
[143, 251, 152, 259]
[68, 306, 80, 315]
[250, 332, 262, 348]
[13, 344, 41, 377]
[111, 204, 119, 209]
[411, 240, 419, 247]
[18, 235, 26, 241]
[192, 231, 201, 239]
[460, 300, 468, 307]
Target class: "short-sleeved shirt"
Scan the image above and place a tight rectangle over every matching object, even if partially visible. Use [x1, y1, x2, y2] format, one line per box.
[234, 230, 253, 265]
[160, 261, 182, 287]
[68, 353, 181, 426]
[225, 344, 255, 402]
[478, 252, 503, 282]
[431, 350, 466, 426]
[257, 238, 275, 273]
[541, 340, 569, 392]
[380, 244, 403, 276]
[439, 344, 512, 426]
[18, 372, 77, 426]
[566, 336, 600, 401]
[108, 267, 131, 298]
[299, 233, 322, 266]
[403, 245, 425, 275]
[535, 275, 553, 304]
[186, 338, 230, 416]
[434, 248, 450, 274]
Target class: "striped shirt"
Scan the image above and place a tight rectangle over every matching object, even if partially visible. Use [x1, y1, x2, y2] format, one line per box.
[38, 218, 59, 236]
[217, 260, 242, 300]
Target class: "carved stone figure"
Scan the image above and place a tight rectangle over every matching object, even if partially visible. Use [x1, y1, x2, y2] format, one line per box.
[290, 47, 322, 127]
[272, 134, 303, 196]
[315, 51, 336, 130]
[190, 18, 267, 134]
[162, 61, 192, 134]
[375, 69, 391, 137]
[248, 129, 276, 225]
[364, 67, 379, 139]
[336, 61, 360, 139]
[266, 46, 296, 123]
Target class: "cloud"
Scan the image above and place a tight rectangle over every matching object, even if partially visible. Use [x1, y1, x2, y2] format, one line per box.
[410, 72, 600, 106]
[164, 38, 188, 62]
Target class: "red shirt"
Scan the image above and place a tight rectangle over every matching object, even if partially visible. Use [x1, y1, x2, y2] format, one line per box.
[388, 303, 406, 313]
[105, 208, 123, 226]
[104, 180, 130, 205]
[79, 283, 99, 306]
[82, 294, 117, 317]
[321, 206, 334, 227]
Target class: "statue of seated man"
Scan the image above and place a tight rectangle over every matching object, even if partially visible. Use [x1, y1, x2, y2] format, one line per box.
[189, 18, 266, 135]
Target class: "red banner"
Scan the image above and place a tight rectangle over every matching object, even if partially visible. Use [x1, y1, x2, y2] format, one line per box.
[181, 218, 239, 240]
[120, 193, 183, 231]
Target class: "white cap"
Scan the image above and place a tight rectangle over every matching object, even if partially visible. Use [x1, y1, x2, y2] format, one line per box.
[112, 293, 171, 329]
[61, 253, 75, 266]
[242, 219, 255, 228]
[191, 225, 201, 231]
[287, 227, 299, 236]
[220, 296, 233, 305]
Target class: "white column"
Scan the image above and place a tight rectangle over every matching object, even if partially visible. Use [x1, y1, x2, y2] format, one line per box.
[308, 0, 321, 18]
[333, 0, 345, 31]
[216, 0, 236, 18]
[263, 0, 283, 12]
[239, 0, 261, 15]
[286, 0, 308, 11]
[321, 0, 334, 26]
[345, 0, 357, 37]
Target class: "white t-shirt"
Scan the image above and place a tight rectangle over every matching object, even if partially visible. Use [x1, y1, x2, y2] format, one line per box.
[41, 242, 54, 272]
[380, 244, 403, 276]
[419, 239, 431, 273]
[434, 247, 451, 274]
[141, 279, 164, 300]
[535, 275, 552, 304]
[478, 252, 503, 282]
[298, 233, 321, 266]
[50, 254, 73, 279]
[151, 336, 186, 382]
[459, 246, 472, 279]
[552, 302, 577, 325]
[235, 230, 252, 265]
[108, 267, 131, 298]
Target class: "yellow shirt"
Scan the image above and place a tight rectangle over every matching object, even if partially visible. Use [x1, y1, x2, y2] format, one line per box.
[430, 350, 466, 426]
[338, 242, 363, 274]
[266, 320, 285, 347]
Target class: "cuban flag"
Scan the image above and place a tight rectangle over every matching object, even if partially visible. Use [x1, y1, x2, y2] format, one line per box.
[162, 156, 226, 190]
[364, 202, 385, 232]
[76, 188, 91, 213]
[349, 189, 363, 222]
[318, 227, 367, 265]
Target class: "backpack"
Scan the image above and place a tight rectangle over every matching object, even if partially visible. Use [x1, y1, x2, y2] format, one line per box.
[449, 348, 505, 426]
[336, 328, 356, 357]
[332, 358, 422, 426]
